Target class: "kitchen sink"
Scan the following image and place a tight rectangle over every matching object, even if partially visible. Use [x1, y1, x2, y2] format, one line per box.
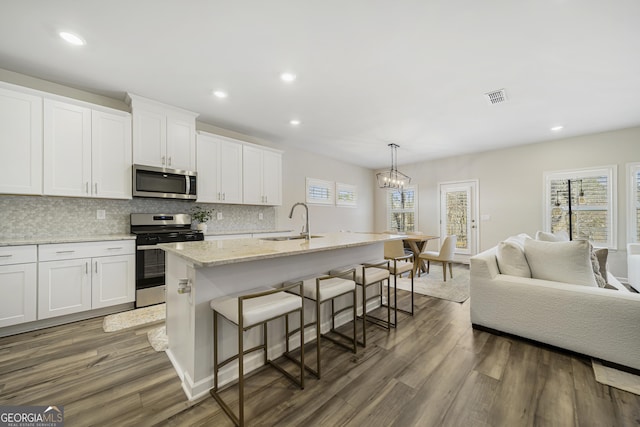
[260, 235, 323, 241]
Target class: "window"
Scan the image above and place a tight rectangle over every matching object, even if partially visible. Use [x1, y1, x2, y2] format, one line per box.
[306, 178, 334, 205]
[336, 183, 357, 207]
[387, 186, 417, 232]
[543, 166, 617, 248]
[629, 163, 640, 243]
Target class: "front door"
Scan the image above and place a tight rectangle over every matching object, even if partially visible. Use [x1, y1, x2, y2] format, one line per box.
[439, 181, 478, 257]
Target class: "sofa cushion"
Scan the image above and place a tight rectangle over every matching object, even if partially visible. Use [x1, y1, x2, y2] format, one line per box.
[496, 234, 531, 277]
[524, 239, 598, 287]
[536, 230, 570, 242]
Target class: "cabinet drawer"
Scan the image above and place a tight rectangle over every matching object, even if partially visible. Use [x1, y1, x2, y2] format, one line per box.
[39, 240, 135, 261]
[0, 245, 37, 266]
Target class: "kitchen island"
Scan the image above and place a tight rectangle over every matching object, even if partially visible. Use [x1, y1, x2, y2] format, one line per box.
[160, 231, 401, 399]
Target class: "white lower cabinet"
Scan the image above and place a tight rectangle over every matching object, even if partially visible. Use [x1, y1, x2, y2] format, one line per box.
[0, 245, 37, 327]
[38, 258, 92, 319]
[92, 254, 135, 309]
[37, 240, 135, 320]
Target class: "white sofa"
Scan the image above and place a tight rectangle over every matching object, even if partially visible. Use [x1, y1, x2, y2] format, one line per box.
[470, 242, 640, 371]
[629, 243, 640, 292]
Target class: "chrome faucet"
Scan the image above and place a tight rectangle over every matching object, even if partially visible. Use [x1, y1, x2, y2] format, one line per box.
[289, 202, 310, 240]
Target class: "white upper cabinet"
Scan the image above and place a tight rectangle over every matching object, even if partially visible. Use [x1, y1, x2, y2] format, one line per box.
[43, 99, 92, 197]
[242, 144, 282, 206]
[128, 93, 198, 171]
[0, 84, 42, 195]
[197, 132, 243, 204]
[91, 110, 132, 199]
[43, 99, 132, 199]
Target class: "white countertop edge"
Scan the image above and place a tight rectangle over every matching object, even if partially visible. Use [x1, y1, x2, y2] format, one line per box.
[0, 234, 136, 246]
[160, 232, 405, 268]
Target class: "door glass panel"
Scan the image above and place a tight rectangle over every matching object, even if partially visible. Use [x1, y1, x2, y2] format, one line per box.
[445, 190, 469, 251]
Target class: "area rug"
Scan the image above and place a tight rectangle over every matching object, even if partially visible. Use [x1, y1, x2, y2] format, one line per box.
[147, 325, 168, 352]
[592, 360, 640, 395]
[396, 264, 470, 303]
[102, 303, 166, 332]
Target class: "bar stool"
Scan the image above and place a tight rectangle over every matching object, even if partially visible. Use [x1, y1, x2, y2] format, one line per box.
[284, 269, 357, 379]
[330, 261, 391, 347]
[384, 239, 415, 317]
[209, 282, 305, 427]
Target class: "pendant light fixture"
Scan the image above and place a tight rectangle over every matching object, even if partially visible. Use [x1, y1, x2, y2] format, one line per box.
[376, 143, 411, 190]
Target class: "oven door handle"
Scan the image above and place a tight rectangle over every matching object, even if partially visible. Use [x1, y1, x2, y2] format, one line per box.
[137, 245, 163, 251]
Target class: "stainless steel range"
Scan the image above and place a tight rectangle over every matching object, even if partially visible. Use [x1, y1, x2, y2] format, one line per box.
[130, 213, 204, 307]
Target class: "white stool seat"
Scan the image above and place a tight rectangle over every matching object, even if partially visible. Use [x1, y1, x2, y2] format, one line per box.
[330, 264, 390, 284]
[389, 260, 413, 276]
[286, 277, 356, 302]
[211, 290, 302, 327]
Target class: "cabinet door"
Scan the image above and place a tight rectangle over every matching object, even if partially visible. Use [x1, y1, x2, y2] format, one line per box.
[0, 263, 37, 327]
[166, 113, 196, 171]
[219, 139, 243, 204]
[0, 86, 42, 195]
[262, 150, 282, 206]
[43, 100, 92, 197]
[196, 133, 220, 203]
[242, 145, 264, 204]
[92, 254, 135, 309]
[133, 108, 166, 168]
[38, 258, 92, 319]
[92, 110, 132, 199]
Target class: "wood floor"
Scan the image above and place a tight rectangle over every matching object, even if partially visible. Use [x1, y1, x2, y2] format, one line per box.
[1, 291, 639, 426]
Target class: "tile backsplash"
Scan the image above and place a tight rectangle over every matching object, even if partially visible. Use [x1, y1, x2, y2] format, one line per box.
[0, 195, 276, 239]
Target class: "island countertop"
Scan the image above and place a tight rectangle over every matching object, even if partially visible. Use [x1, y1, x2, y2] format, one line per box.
[160, 232, 403, 268]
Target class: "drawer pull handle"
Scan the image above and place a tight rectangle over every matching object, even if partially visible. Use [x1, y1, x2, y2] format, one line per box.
[0, 254, 13, 258]
[107, 247, 123, 250]
[56, 250, 75, 254]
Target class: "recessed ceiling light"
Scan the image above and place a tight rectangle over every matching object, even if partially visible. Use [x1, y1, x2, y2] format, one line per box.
[59, 31, 86, 46]
[551, 125, 564, 132]
[280, 72, 296, 83]
[212, 90, 228, 99]
[289, 119, 301, 126]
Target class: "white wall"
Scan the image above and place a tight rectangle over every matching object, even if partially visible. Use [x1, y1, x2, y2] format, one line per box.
[279, 145, 374, 233]
[374, 126, 640, 278]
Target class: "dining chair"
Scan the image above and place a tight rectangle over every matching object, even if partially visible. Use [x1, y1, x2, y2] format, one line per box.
[419, 235, 457, 281]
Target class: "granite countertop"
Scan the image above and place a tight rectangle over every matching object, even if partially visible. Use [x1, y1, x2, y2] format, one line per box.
[203, 229, 293, 237]
[0, 234, 136, 247]
[160, 232, 404, 268]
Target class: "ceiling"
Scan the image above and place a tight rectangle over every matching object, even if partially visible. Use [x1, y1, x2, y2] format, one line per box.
[1, 1, 639, 169]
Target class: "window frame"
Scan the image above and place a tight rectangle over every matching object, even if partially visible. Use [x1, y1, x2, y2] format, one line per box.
[627, 162, 640, 243]
[386, 185, 418, 233]
[543, 165, 617, 249]
[305, 177, 334, 205]
[336, 182, 357, 207]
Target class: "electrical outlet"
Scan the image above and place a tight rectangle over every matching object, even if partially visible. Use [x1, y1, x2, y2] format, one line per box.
[217, 212, 223, 220]
[259, 212, 264, 220]
[97, 209, 106, 220]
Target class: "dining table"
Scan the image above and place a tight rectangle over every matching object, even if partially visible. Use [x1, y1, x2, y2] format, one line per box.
[402, 234, 440, 277]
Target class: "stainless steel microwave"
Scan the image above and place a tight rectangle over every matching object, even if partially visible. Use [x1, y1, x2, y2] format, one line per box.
[133, 164, 197, 200]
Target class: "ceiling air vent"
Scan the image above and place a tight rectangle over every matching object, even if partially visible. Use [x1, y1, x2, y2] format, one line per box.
[484, 89, 507, 105]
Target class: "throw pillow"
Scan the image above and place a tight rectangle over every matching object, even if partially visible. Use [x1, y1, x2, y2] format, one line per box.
[496, 241, 531, 277]
[524, 239, 598, 287]
[590, 250, 607, 288]
[593, 248, 609, 284]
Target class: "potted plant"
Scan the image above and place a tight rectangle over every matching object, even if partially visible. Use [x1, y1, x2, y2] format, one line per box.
[191, 205, 214, 233]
